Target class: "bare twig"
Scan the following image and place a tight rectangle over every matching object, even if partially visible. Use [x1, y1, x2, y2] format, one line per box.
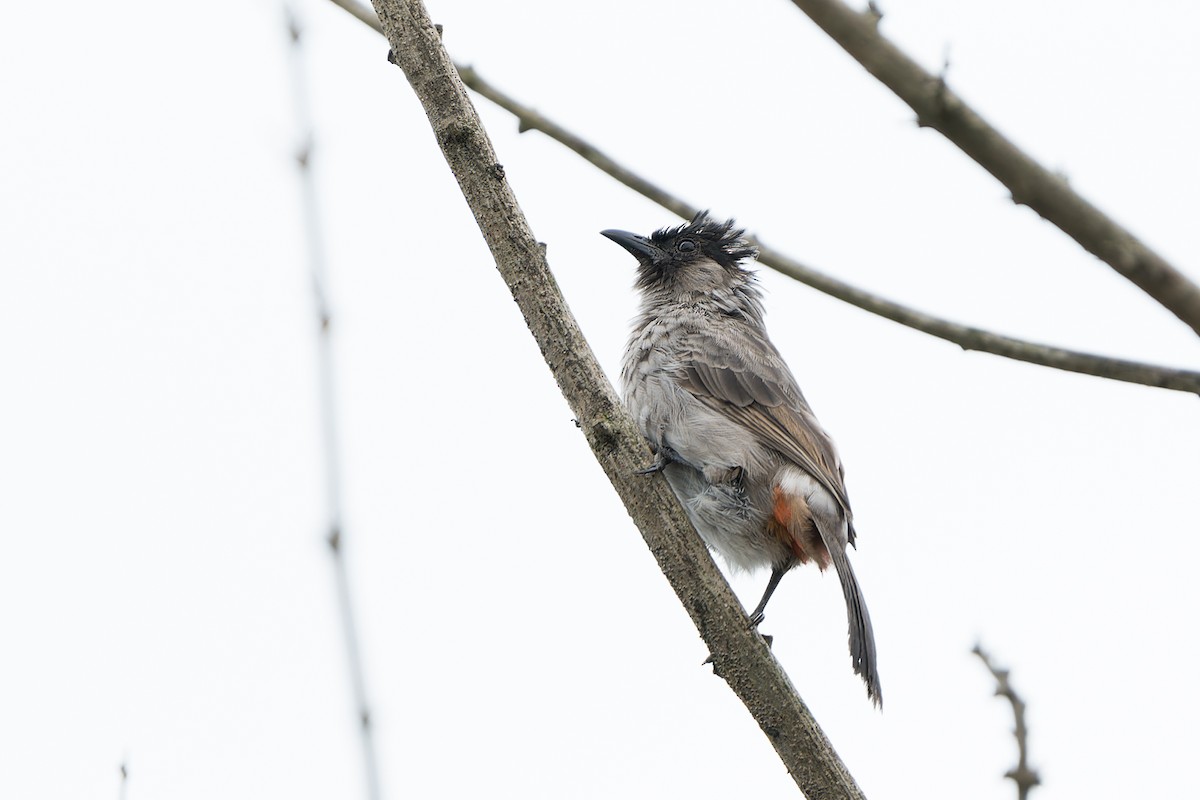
[328, 0, 381, 30]
[449, 65, 1200, 394]
[324, 0, 1200, 396]
[786, 0, 1200, 337]
[466, 62, 1200, 394]
[371, 0, 869, 796]
[459, 70, 1200, 395]
[118, 760, 128, 800]
[455, 65, 696, 222]
[286, 9, 383, 800]
[757, 242, 1200, 394]
[973, 645, 1041, 800]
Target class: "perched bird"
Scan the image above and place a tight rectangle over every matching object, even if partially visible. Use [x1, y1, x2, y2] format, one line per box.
[602, 212, 881, 706]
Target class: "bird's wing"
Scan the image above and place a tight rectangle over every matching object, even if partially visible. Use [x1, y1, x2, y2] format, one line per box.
[678, 324, 852, 517]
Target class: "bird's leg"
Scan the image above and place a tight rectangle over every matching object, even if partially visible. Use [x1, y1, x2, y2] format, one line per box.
[748, 565, 789, 628]
[704, 559, 788, 665]
[636, 445, 683, 476]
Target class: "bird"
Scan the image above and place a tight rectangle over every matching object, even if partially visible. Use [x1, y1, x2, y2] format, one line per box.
[601, 211, 881, 706]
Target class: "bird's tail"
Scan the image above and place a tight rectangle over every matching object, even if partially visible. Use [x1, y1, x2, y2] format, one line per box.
[827, 544, 882, 707]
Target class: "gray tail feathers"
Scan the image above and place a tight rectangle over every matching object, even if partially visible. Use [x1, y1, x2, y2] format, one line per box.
[829, 546, 882, 707]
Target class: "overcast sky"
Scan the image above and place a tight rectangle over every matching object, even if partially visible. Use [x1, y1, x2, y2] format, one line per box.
[3, 1, 1199, 798]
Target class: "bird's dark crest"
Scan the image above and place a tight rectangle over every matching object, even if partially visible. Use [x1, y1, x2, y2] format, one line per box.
[650, 210, 758, 271]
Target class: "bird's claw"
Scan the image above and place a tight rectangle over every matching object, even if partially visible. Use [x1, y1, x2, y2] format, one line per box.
[635, 446, 681, 476]
[748, 611, 773, 648]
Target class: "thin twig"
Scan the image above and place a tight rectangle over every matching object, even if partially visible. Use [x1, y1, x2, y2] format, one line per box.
[324, 0, 1200, 396]
[757, 242, 1200, 394]
[455, 64, 697, 222]
[371, 0, 869, 796]
[118, 760, 128, 800]
[460, 68, 1200, 395]
[328, 0, 381, 30]
[786, 0, 1200, 337]
[453, 64, 1200, 393]
[286, 9, 383, 800]
[973, 644, 1041, 800]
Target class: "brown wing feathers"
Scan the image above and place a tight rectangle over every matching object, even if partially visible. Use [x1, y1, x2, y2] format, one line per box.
[678, 330, 851, 517]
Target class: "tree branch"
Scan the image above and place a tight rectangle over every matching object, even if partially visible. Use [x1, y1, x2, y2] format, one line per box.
[370, 0, 869, 796]
[973, 645, 1040, 800]
[786, 0, 1200, 337]
[756, 242, 1200, 394]
[325, 0, 1200, 396]
[327, 0, 381, 30]
[456, 67, 1200, 395]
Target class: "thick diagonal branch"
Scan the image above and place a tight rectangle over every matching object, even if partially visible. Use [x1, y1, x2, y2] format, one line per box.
[370, 0, 869, 796]
[787, 0, 1200, 337]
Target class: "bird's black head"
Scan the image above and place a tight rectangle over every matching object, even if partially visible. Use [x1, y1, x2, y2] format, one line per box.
[601, 211, 758, 293]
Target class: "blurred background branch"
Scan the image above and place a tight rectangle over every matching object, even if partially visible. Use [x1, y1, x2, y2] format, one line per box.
[974, 644, 1041, 800]
[286, 8, 383, 800]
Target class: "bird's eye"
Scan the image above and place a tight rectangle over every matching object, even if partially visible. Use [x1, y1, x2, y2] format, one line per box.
[677, 239, 697, 252]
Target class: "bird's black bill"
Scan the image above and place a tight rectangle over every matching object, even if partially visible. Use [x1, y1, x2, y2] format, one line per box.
[601, 229, 662, 261]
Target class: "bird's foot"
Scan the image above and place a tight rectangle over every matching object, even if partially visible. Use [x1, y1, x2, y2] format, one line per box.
[635, 446, 681, 476]
[748, 611, 773, 648]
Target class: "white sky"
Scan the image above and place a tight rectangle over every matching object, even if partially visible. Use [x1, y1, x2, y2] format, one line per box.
[3, 1, 1198, 798]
